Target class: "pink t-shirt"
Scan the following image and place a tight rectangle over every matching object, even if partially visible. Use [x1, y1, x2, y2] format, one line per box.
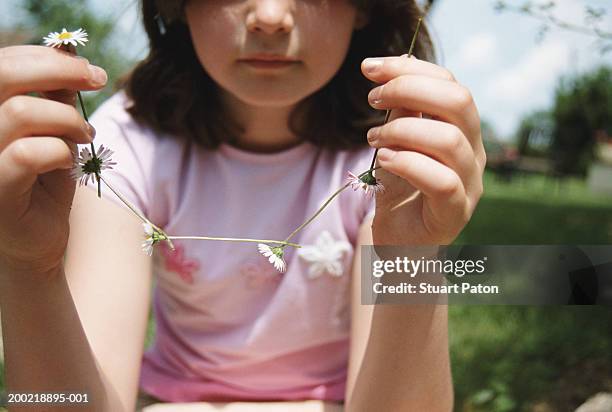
[86, 90, 376, 403]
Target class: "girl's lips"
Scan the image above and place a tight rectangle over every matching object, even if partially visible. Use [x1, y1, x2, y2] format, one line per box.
[240, 60, 298, 69]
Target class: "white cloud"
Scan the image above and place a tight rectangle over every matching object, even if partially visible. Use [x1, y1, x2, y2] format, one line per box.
[453, 32, 499, 70]
[486, 40, 570, 105]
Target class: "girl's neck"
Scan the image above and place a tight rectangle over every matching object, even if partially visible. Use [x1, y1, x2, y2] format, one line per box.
[219, 88, 305, 154]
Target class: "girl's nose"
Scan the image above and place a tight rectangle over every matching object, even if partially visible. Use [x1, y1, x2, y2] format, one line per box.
[246, 0, 295, 34]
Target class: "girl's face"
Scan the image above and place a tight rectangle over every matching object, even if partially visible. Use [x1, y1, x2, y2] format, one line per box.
[184, 0, 365, 109]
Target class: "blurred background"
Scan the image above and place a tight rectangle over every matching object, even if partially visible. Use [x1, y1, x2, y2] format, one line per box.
[1, 0, 611, 411]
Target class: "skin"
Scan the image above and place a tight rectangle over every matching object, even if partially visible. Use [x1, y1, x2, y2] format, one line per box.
[363, 55, 486, 247]
[184, 0, 367, 152]
[0, 46, 103, 276]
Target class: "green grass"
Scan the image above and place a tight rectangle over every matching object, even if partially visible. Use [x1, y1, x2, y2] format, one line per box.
[456, 171, 612, 244]
[449, 170, 612, 411]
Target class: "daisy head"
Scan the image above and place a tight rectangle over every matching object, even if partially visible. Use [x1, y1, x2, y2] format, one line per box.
[257, 243, 287, 273]
[346, 170, 385, 197]
[70, 144, 117, 187]
[142, 223, 168, 256]
[43, 28, 89, 48]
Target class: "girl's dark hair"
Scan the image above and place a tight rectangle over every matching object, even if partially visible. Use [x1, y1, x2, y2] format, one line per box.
[122, 0, 436, 150]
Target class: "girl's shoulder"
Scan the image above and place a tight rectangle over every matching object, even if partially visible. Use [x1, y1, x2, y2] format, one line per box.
[86, 90, 185, 219]
[90, 89, 176, 144]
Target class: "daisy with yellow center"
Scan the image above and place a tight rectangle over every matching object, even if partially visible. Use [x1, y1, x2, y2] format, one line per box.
[43, 28, 89, 48]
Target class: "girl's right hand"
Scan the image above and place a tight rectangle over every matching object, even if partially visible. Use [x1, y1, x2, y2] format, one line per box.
[0, 45, 107, 278]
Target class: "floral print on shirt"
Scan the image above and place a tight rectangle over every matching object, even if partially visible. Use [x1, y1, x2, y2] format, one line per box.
[159, 241, 201, 284]
[298, 230, 352, 279]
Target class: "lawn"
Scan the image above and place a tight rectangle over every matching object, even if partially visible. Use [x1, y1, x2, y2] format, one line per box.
[1, 170, 611, 411]
[449, 170, 612, 411]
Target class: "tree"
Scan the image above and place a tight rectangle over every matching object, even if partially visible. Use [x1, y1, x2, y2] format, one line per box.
[515, 110, 553, 157]
[550, 66, 612, 176]
[493, 1, 612, 54]
[15, 0, 134, 113]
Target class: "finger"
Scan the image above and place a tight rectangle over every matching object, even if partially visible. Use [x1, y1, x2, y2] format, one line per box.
[367, 75, 481, 155]
[3, 46, 90, 106]
[39, 89, 78, 106]
[375, 148, 471, 226]
[0, 45, 65, 59]
[362, 55, 456, 83]
[367, 116, 480, 195]
[39, 52, 91, 106]
[0, 48, 107, 103]
[0, 95, 94, 153]
[0, 136, 76, 201]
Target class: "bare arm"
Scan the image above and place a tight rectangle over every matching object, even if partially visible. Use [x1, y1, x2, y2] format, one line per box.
[64, 186, 154, 411]
[1, 186, 152, 412]
[0, 266, 117, 411]
[344, 218, 454, 411]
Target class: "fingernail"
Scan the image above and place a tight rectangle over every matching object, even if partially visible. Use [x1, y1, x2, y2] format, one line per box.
[86, 122, 96, 140]
[377, 148, 397, 161]
[363, 58, 383, 74]
[368, 85, 384, 105]
[367, 127, 380, 142]
[88, 64, 107, 86]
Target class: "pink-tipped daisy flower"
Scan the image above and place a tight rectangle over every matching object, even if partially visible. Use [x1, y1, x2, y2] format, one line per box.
[257, 243, 287, 273]
[70, 144, 117, 187]
[346, 171, 385, 197]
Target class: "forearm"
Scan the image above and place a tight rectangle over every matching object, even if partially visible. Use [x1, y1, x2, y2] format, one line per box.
[0, 266, 124, 412]
[345, 304, 453, 412]
[346, 217, 453, 411]
[134, 400, 344, 412]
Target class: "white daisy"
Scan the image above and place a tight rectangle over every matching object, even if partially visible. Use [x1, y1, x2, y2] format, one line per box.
[70, 144, 117, 186]
[142, 223, 155, 256]
[43, 28, 89, 48]
[346, 170, 385, 197]
[142, 222, 168, 256]
[298, 230, 351, 279]
[257, 243, 287, 273]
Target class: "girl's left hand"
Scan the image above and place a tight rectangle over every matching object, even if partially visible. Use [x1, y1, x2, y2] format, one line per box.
[362, 55, 486, 245]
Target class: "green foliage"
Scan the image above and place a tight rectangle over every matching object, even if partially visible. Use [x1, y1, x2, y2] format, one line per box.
[550, 66, 612, 176]
[494, 1, 612, 53]
[515, 110, 553, 157]
[16, 0, 135, 113]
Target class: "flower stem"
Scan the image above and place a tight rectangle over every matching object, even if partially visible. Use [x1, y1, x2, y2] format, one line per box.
[283, 166, 381, 244]
[369, 15, 424, 173]
[99, 175, 299, 250]
[98, 175, 175, 250]
[73, 71, 101, 198]
[168, 236, 301, 248]
[59, 44, 101, 197]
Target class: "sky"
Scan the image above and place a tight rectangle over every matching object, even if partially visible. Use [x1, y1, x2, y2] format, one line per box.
[1, 0, 611, 142]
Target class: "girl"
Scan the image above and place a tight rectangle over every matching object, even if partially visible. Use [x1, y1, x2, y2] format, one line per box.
[0, 0, 485, 411]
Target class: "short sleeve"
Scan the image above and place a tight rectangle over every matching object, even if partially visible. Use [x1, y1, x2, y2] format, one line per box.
[83, 91, 154, 218]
